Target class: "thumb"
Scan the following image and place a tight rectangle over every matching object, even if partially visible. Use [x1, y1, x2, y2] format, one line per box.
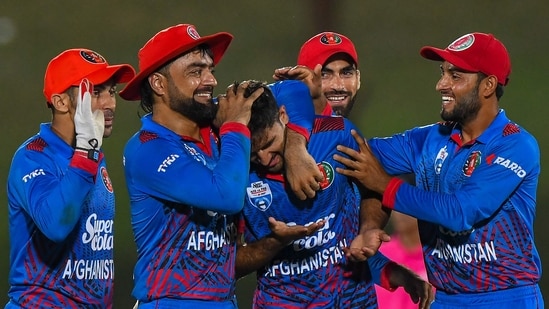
[380, 232, 391, 242]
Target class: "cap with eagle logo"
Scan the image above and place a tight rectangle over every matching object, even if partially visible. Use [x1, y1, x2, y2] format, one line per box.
[297, 31, 358, 70]
[43, 48, 135, 104]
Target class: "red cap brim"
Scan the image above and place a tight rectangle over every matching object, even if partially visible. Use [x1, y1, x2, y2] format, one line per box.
[420, 46, 478, 73]
[84, 64, 136, 86]
[120, 32, 233, 101]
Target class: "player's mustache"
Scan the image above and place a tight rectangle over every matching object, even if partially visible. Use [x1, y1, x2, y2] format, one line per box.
[326, 91, 352, 96]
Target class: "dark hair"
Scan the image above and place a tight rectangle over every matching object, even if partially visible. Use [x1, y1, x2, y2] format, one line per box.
[241, 80, 279, 140]
[139, 44, 214, 113]
[477, 72, 504, 100]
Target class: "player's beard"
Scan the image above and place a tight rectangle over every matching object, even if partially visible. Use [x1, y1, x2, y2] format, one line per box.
[167, 82, 218, 126]
[440, 85, 481, 124]
[329, 91, 356, 117]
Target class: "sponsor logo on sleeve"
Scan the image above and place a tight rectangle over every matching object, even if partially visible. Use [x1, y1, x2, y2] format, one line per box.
[22, 168, 45, 183]
[486, 153, 526, 178]
[157, 154, 179, 172]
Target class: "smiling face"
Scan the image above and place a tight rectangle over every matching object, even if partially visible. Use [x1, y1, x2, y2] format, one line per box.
[321, 56, 361, 117]
[162, 49, 219, 125]
[436, 61, 484, 124]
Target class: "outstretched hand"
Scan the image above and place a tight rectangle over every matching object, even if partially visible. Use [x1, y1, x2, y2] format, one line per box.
[333, 129, 392, 195]
[343, 228, 391, 262]
[268, 217, 325, 246]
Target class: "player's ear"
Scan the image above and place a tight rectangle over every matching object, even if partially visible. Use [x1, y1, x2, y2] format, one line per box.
[356, 69, 361, 91]
[481, 75, 497, 98]
[50, 92, 71, 113]
[149, 72, 167, 96]
[279, 105, 289, 125]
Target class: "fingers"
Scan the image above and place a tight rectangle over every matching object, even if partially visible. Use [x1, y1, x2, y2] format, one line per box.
[297, 185, 317, 200]
[342, 247, 368, 262]
[312, 168, 324, 182]
[79, 78, 91, 102]
[216, 81, 264, 126]
[350, 129, 371, 153]
[335, 144, 360, 160]
[273, 66, 292, 80]
[333, 152, 358, 168]
[305, 220, 325, 235]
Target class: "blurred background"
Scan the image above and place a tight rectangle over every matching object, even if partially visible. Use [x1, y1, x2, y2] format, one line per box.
[1, 1, 547, 308]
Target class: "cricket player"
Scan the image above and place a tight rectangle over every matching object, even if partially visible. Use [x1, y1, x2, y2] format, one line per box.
[237, 80, 433, 309]
[335, 32, 544, 308]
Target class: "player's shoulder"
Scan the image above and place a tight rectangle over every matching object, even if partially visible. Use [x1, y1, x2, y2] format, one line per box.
[12, 135, 53, 162]
[311, 115, 347, 134]
[494, 121, 539, 153]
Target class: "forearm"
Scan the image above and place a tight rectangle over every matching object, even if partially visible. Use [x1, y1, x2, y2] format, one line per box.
[359, 189, 391, 233]
[236, 236, 285, 279]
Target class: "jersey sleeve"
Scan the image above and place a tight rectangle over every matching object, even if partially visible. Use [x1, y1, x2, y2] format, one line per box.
[7, 149, 97, 242]
[269, 80, 314, 140]
[366, 251, 391, 287]
[124, 124, 250, 215]
[382, 131, 540, 232]
[368, 125, 433, 175]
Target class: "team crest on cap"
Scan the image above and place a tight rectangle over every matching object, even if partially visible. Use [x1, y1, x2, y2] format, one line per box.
[80, 50, 107, 64]
[187, 26, 200, 40]
[320, 33, 342, 46]
[448, 34, 475, 51]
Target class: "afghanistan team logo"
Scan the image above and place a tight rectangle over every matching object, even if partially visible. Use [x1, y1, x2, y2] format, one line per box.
[318, 161, 334, 190]
[447, 33, 475, 52]
[320, 32, 342, 46]
[462, 151, 481, 177]
[100, 166, 114, 193]
[80, 50, 107, 64]
[247, 181, 273, 211]
[187, 25, 201, 40]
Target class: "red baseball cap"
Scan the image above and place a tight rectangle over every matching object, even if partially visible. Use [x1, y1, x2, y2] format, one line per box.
[297, 32, 358, 69]
[43, 48, 136, 104]
[119, 24, 233, 101]
[420, 32, 511, 86]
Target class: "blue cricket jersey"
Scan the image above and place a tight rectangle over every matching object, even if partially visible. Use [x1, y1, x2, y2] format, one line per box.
[243, 116, 391, 309]
[124, 81, 314, 308]
[7, 123, 115, 308]
[123, 116, 251, 307]
[369, 110, 542, 304]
